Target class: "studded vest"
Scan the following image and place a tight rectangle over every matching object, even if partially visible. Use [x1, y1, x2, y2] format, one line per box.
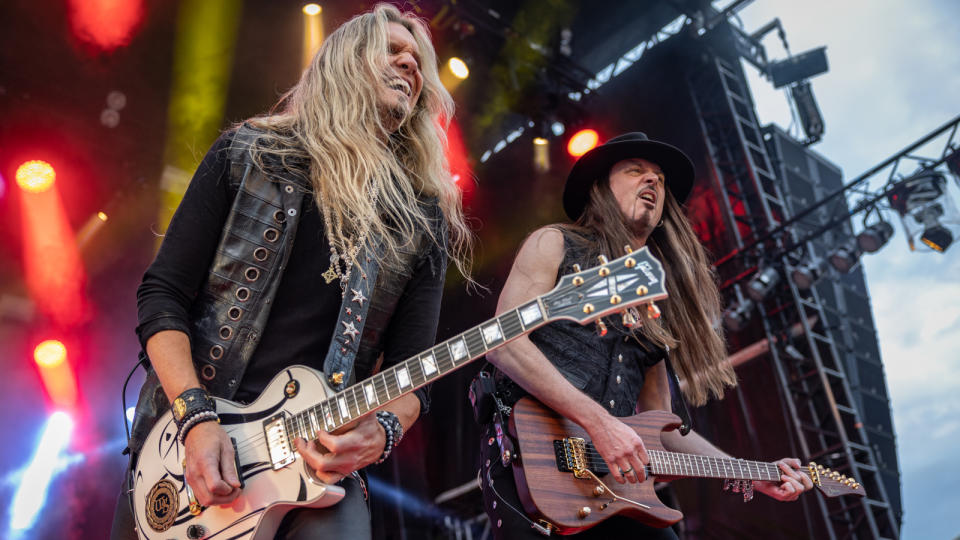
[128, 125, 444, 455]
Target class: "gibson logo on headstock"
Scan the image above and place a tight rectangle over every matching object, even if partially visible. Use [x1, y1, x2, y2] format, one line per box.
[637, 261, 659, 285]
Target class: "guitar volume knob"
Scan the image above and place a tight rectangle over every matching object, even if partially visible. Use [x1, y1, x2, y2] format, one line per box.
[577, 506, 591, 519]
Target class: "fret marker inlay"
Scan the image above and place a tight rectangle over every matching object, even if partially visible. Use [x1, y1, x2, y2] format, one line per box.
[396, 367, 411, 388]
[364, 383, 377, 407]
[520, 303, 542, 325]
[481, 323, 503, 344]
[449, 339, 468, 362]
[421, 353, 438, 375]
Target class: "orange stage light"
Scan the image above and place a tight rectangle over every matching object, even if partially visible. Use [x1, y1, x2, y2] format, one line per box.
[567, 129, 599, 157]
[18, 161, 90, 326]
[15, 160, 56, 193]
[34, 340, 78, 408]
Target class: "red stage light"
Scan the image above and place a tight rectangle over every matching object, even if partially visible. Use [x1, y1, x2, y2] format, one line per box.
[34, 340, 78, 408]
[15, 160, 56, 193]
[68, 0, 144, 52]
[567, 129, 599, 157]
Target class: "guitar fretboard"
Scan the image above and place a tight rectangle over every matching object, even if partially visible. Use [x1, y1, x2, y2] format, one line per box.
[283, 299, 548, 441]
[649, 450, 781, 482]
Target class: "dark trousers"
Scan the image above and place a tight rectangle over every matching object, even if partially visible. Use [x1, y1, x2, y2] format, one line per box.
[479, 426, 679, 540]
[110, 471, 371, 539]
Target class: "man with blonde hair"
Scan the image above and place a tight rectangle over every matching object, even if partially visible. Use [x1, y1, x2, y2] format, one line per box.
[111, 4, 471, 539]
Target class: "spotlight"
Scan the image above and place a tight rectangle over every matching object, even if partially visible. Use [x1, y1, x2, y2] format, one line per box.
[791, 257, 828, 290]
[746, 266, 780, 302]
[723, 298, 754, 332]
[916, 203, 953, 252]
[550, 121, 565, 136]
[828, 240, 861, 273]
[447, 57, 469, 80]
[302, 3, 321, 16]
[856, 221, 894, 253]
[15, 160, 56, 193]
[567, 129, 598, 157]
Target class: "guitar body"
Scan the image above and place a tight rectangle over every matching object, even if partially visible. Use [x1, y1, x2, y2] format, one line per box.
[509, 397, 684, 534]
[131, 366, 345, 540]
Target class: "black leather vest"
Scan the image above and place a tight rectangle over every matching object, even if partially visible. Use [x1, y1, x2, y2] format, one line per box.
[128, 125, 444, 455]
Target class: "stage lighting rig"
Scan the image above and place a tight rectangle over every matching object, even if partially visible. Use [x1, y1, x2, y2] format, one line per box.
[887, 170, 959, 253]
[723, 297, 755, 332]
[828, 239, 861, 273]
[791, 257, 829, 290]
[857, 219, 894, 253]
[746, 266, 780, 302]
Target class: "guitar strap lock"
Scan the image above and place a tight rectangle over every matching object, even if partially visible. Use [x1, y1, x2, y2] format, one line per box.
[492, 411, 517, 467]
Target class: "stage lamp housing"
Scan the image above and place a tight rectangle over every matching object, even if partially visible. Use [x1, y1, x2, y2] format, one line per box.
[791, 257, 829, 290]
[828, 240, 861, 274]
[857, 221, 894, 253]
[746, 266, 780, 302]
[722, 299, 755, 332]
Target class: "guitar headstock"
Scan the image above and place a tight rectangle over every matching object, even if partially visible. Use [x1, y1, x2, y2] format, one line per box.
[541, 246, 668, 325]
[807, 462, 866, 498]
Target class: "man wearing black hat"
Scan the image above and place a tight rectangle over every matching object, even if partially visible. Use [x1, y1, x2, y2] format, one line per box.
[477, 132, 813, 538]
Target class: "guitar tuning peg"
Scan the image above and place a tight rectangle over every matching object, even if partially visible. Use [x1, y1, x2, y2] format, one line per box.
[623, 245, 633, 254]
[595, 319, 608, 337]
[647, 303, 661, 319]
[572, 263, 582, 272]
[621, 311, 637, 328]
[597, 255, 608, 264]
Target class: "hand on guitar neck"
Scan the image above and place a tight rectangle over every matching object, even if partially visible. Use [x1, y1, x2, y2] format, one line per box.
[752, 457, 814, 501]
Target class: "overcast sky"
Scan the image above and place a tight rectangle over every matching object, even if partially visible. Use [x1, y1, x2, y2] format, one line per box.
[735, 1, 960, 538]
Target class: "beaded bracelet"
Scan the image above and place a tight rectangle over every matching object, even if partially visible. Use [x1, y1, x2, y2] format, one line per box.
[178, 410, 220, 445]
[374, 410, 404, 464]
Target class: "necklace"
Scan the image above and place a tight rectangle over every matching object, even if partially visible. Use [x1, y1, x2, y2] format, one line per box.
[318, 179, 379, 296]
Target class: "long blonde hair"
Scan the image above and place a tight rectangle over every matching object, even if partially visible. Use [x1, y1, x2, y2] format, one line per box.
[562, 180, 736, 406]
[246, 4, 472, 279]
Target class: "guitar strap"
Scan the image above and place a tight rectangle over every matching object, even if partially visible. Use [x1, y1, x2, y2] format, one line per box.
[663, 347, 693, 436]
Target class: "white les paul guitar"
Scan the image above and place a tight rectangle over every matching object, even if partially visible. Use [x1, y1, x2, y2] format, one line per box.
[131, 247, 668, 540]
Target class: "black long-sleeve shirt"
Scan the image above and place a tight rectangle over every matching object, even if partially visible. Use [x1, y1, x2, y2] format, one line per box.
[136, 134, 441, 408]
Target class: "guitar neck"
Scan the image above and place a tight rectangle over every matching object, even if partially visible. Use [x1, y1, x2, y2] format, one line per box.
[648, 450, 783, 483]
[282, 299, 549, 441]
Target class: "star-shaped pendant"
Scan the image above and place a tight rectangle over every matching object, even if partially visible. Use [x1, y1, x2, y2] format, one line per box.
[341, 320, 360, 340]
[351, 288, 367, 306]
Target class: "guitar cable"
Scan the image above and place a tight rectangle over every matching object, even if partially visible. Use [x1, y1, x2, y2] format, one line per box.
[481, 464, 553, 536]
[120, 354, 149, 445]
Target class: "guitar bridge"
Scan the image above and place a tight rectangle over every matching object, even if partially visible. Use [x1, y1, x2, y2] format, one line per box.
[554, 438, 608, 478]
[264, 413, 295, 470]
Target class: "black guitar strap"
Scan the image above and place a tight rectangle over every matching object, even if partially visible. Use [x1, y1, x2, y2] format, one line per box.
[663, 348, 693, 436]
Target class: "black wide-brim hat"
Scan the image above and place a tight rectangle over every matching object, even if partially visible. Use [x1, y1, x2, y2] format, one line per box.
[562, 132, 695, 220]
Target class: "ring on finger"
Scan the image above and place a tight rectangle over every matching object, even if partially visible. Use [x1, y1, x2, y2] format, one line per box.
[621, 466, 633, 475]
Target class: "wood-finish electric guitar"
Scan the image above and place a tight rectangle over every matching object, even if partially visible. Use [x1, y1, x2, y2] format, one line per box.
[132, 247, 668, 539]
[508, 397, 866, 534]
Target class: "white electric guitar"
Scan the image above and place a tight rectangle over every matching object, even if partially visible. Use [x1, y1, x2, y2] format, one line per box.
[131, 247, 668, 539]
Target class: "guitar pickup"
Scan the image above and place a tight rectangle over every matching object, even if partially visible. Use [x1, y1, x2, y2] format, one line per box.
[263, 413, 296, 470]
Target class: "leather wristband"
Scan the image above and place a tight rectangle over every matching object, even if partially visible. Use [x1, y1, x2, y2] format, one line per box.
[171, 387, 216, 428]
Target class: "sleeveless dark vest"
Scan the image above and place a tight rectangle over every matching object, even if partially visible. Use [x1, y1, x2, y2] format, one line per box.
[495, 227, 667, 418]
[127, 125, 445, 455]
